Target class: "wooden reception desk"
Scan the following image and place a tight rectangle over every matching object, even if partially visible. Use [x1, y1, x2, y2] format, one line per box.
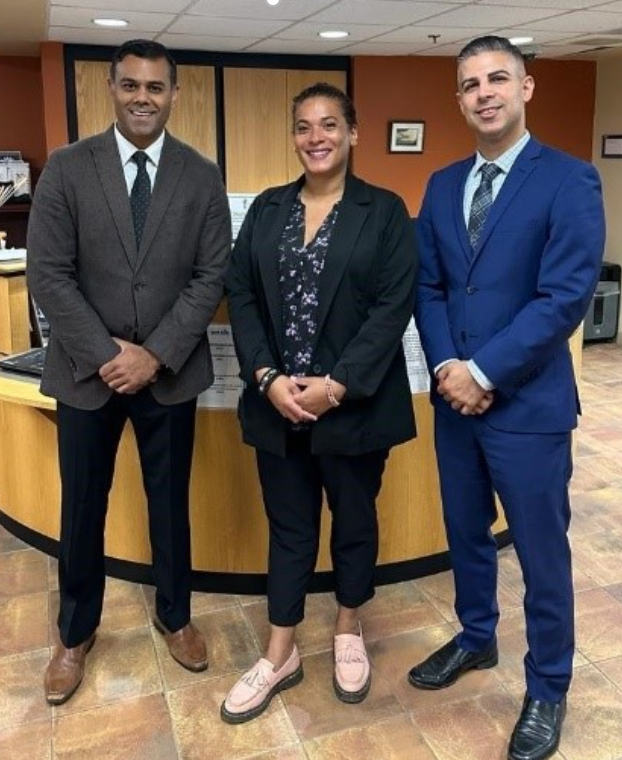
[0, 360, 517, 593]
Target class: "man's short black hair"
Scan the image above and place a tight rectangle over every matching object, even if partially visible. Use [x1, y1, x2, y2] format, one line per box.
[110, 39, 177, 86]
[457, 35, 526, 71]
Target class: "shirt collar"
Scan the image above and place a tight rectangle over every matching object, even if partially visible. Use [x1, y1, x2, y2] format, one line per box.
[472, 130, 531, 176]
[114, 124, 165, 168]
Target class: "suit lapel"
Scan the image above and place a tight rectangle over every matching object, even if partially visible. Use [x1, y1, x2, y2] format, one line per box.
[315, 174, 370, 340]
[256, 181, 301, 359]
[91, 127, 137, 267]
[135, 132, 185, 271]
[471, 138, 541, 263]
[454, 158, 475, 264]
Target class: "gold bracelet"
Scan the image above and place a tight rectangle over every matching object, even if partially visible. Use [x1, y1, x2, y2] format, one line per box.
[324, 374, 340, 408]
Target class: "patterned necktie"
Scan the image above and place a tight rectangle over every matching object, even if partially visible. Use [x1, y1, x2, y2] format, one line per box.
[467, 162, 502, 250]
[130, 151, 151, 248]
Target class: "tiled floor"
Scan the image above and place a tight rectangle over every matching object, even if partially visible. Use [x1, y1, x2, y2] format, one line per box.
[1, 342, 622, 760]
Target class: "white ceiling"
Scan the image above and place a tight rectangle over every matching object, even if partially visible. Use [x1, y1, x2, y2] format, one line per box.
[5, 0, 622, 58]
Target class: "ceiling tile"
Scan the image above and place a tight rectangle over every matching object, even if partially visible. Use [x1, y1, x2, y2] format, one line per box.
[519, 9, 622, 32]
[187, 0, 336, 21]
[167, 15, 292, 36]
[49, 6, 175, 33]
[307, 0, 459, 25]
[48, 25, 156, 44]
[243, 38, 351, 55]
[157, 33, 259, 51]
[421, 4, 565, 27]
[480, 0, 608, 7]
[50, 0, 191, 11]
[273, 21, 399, 42]
[371, 25, 486, 44]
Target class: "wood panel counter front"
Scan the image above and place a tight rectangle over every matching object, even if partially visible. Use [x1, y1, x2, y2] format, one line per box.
[0, 365, 513, 594]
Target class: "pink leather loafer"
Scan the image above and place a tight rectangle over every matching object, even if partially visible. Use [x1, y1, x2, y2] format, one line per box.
[221, 645, 303, 724]
[333, 626, 371, 703]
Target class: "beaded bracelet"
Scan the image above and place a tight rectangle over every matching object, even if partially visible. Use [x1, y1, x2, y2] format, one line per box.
[258, 368, 281, 396]
[324, 374, 341, 408]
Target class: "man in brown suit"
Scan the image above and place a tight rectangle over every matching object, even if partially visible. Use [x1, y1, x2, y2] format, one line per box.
[27, 39, 231, 705]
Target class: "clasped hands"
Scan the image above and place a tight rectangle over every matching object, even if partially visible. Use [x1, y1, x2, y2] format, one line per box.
[99, 338, 160, 394]
[258, 370, 346, 424]
[437, 360, 494, 416]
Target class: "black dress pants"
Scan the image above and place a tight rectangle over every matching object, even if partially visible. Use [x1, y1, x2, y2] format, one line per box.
[256, 431, 389, 627]
[56, 388, 197, 647]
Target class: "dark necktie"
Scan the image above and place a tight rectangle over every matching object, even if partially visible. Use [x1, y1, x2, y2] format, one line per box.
[130, 151, 151, 248]
[467, 162, 502, 250]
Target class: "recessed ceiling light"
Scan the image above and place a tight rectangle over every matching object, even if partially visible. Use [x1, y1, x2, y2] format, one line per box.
[319, 30, 350, 40]
[509, 36, 534, 46]
[93, 18, 129, 27]
[266, 0, 280, 5]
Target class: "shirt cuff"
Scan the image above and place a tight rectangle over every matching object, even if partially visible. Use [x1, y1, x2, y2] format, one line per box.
[434, 358, 458, 376]
[467, 359, 495, 391]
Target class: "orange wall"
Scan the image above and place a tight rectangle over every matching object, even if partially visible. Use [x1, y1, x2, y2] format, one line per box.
[0, 55, 47, 171]
[40, 42, 69, 155]
[352, 56, 597, 216]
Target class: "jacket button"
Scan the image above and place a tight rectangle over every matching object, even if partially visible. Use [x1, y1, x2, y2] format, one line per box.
[466, 285, 476, 295]
[312, 363, 322, 374]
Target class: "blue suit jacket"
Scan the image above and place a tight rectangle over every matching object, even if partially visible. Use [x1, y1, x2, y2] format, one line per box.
[415, 137, 605, 433]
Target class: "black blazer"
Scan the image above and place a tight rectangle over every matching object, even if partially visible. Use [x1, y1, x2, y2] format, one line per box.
[225, 173, 418, 457]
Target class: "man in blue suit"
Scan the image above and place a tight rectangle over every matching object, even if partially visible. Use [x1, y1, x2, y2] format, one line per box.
[409, 36, 605, 760]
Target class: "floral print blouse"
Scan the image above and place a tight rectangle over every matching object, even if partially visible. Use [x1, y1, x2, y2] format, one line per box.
[278, 195, 341, 377]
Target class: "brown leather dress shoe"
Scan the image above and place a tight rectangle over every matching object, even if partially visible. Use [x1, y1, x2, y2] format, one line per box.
[44, 633, 96, 706]
[153, 618, 208, 672]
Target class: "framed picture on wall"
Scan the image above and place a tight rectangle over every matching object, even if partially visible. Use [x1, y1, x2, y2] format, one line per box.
[601, 134, 622, 158]
[388, 121, 425, 153]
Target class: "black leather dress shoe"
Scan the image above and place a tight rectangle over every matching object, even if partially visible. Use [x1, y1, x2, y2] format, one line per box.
[408, 637, 498, 689]
[508, 694, 566, 760]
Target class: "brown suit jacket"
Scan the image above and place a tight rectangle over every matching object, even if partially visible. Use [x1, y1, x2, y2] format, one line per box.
[27, 127, 231, 409]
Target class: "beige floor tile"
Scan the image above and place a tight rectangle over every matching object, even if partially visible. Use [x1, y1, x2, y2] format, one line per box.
[279, 649, 402, 741]
[168, 675, 297, 760]
[411, 689, 521, 760]
[360, 581, 446, 641]
[47, 557, 58, 592]
[571, 529, 622, 586]
[0, 719, 52, 760]
[237, 594, 267, 607]
[304, 714, 437, 760]
[560, 664, 622, 760]
[414, 570, 459, 622]
[575, 588, 622, 662]
[570, 460, 612, 493]
[0, 591, 49, 657]
[0, 525, 29, 554]
[235, 748, 307, 760]
[0, 550, 48, 599]
[54, 693, 178, 760]
[606, 582, 622, 603]
[594, 654, 622, 690]
[141, 584, 239, 619]
[154, 606, 260, 690]
[0, 650, 51, 731]
[369, 626, 503, 713]
[52, 626, 162, 716]
[243, 593, 338, 656]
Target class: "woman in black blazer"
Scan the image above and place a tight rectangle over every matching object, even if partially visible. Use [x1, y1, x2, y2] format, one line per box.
[222, 83, 417, 723]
